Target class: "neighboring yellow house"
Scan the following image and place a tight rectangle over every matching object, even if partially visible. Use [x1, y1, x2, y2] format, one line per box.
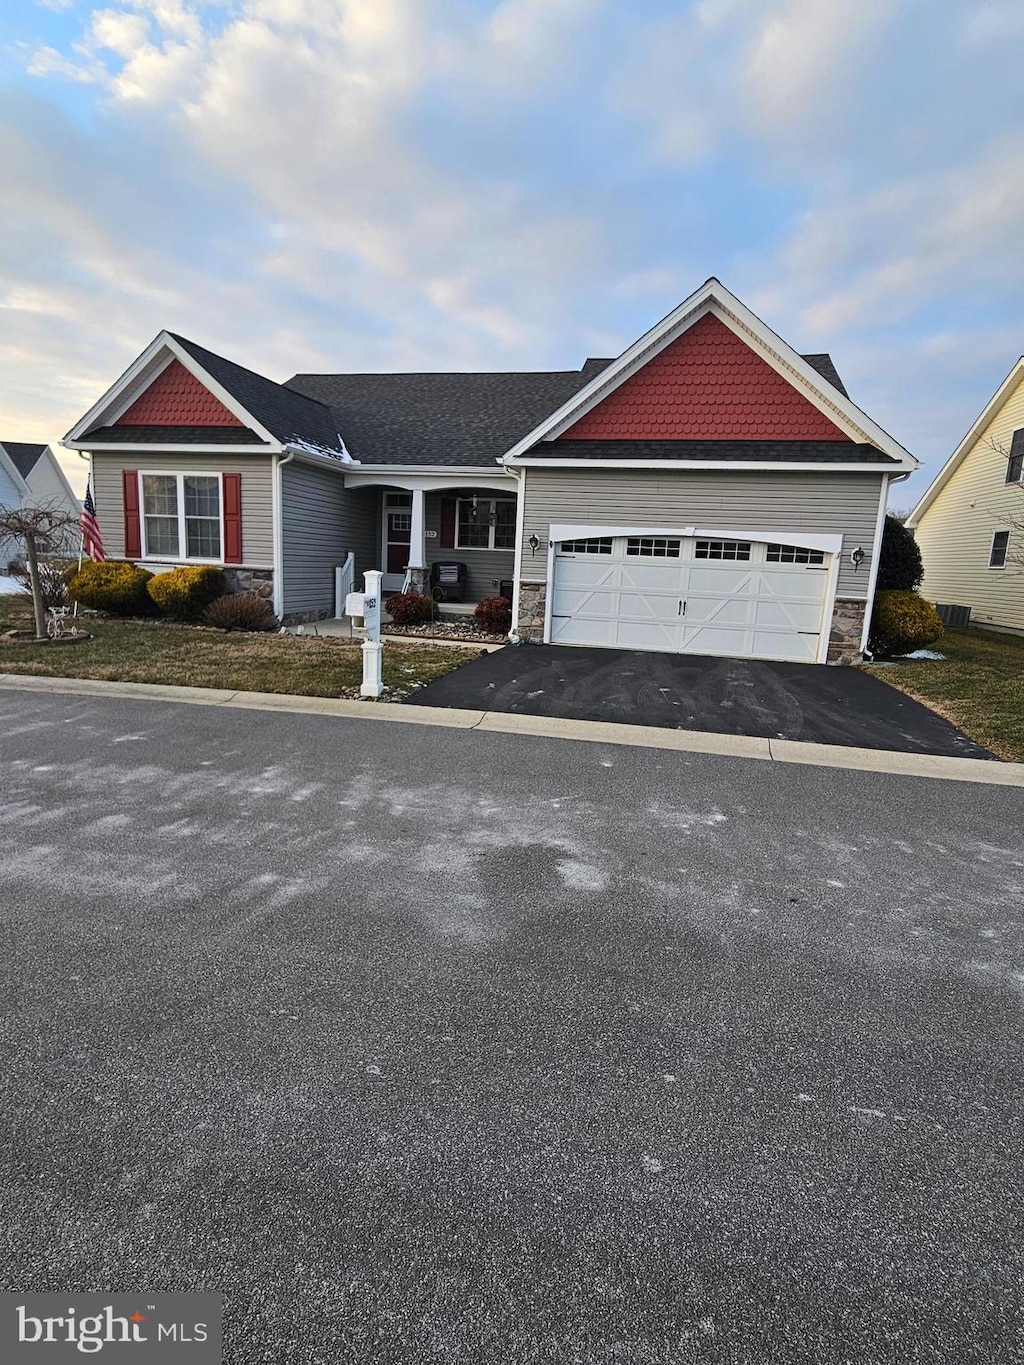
[908, 357, 1024, 634]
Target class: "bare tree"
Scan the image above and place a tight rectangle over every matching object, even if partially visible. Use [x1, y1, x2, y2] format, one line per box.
[0, 503, 79, 639]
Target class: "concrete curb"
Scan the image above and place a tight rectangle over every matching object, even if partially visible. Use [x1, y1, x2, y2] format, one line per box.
[1, 672, 1021, 786]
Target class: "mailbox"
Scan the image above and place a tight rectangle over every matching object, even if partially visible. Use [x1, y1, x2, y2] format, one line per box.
[345, 591, 365, 619]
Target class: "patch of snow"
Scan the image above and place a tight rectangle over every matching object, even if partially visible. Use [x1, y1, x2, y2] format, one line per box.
[906, 649, 945, 660]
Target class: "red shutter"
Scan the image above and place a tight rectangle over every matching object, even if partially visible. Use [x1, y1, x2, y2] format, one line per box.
[222, 473, 243, 563]
[122, 470, 141, 559]
[440, 497, 457, 549]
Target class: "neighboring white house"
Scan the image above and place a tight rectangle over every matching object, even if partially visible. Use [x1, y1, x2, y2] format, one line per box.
[0, 441, 82, 571]
[908, 359, 1024, 634]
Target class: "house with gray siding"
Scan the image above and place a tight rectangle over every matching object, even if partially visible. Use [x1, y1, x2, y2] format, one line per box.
[62, 277, 918, 663]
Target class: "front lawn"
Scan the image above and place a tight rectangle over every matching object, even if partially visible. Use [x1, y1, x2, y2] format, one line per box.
[862, 625, 1024, 762]
[0, 598, 476, 699]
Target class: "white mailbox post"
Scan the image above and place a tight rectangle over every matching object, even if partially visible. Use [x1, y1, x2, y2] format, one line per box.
[359, 569, 384, 697]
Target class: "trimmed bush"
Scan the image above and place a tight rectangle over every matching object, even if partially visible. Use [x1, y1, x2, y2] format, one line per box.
[474, 596, 512, 634]
[876, 515, 924, 591]
[147, 565, 225, 620]
[385, 591, 437, 626]
[68, 560, 155, 616]
[204, 592, 279, 632]
[870, 590, 943, 657]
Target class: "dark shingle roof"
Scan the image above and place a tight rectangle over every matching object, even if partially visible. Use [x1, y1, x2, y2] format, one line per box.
[1, 441, 47, 478]
[81, 424, 266, 445]
[286, 350, 851, 468]
[801, 354, 848, 397]
[169, 335, 344, 454]
[284, 367, 607, 467]
[523, 439, 896, 464]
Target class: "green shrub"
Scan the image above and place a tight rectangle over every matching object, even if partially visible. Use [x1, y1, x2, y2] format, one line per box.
[876, 515, 924, 591]
[204, 592, 278, 632]
[68, 560, 156, 616]
[385, 591, 437, 626]
[869, 590, 943, 657]
[474, 596, 512, 634]
[147, 565, 225, 619]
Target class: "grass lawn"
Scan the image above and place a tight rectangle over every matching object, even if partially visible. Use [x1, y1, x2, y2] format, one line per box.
[862, 626, 1024, 762]
[0, 598, 477, 699]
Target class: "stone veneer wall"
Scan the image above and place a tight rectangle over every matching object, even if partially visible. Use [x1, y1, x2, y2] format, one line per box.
[827, 598, 866, 665]
[222, 567, 274, 600]
[516, 581, 547, 642]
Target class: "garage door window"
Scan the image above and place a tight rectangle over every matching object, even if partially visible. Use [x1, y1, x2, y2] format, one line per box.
[626, 537, 681, 558]
[559, 537, 613, 554]
[695, 539, 751, 561]
[766, 544, 826, 565]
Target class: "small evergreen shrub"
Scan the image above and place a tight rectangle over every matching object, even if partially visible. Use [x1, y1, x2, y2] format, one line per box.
[68, 560, 155, 616]
[147, 565, 225, 619]
[385, 591, 437, 626]
[474, 596, 512, 634]
[870, 590, 943, 657]
[876, 515, 924, 591]
[204, 592, 279, 632]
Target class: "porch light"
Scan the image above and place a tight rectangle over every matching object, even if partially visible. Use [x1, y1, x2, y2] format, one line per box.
[529, 534, 540, 555]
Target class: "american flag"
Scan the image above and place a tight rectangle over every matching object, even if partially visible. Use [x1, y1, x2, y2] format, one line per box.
[80, 476, 105, 561]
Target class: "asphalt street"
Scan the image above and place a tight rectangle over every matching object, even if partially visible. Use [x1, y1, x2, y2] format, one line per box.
[1, 691, 1022, 1364]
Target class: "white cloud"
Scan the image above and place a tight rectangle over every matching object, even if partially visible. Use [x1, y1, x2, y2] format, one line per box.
[742, 0, 892, 135]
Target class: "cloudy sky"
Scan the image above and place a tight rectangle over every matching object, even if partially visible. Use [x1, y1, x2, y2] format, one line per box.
[2, 0, 1023, 501]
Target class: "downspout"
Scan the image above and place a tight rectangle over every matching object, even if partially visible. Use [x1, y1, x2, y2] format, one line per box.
[504, 463, 526, 640]
[859, 469, 911, 656]
[272, 448, 296, 621]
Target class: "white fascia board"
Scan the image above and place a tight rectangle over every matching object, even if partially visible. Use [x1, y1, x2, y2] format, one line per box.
[344, 467, 515, 493]
[508, 458, 898, 473]
[63, 330, 283, 450]
[281, 445, 352, 473]
[65, 442, 274, 456]
[500, 277, 918, 471]
[548, 522, 843, 554]
[0, 443, 32, 497]
[907, 357, 1024, 526]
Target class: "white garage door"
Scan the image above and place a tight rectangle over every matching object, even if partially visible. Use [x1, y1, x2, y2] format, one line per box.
[550, 534, 831, 662]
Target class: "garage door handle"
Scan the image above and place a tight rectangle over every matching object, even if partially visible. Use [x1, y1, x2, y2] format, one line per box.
[678, 600, 686, 616]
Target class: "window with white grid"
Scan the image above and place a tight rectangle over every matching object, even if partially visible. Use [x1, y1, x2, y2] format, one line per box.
[694, 539, 751, 561]
[626, 537, 681, 558]
[766, 544, 826, 565]
[559, 537, 613, 554]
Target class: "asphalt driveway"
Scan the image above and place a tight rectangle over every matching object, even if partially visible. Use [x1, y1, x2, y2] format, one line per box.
[410, 644, 994, 758]
[1, 690, 1022, 1363]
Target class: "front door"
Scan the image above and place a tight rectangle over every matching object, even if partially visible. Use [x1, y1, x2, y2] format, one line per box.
[382, 493, 412, 593]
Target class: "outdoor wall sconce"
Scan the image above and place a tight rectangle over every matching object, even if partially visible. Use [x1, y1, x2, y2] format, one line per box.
[850, 545, 865, 569]
[529, 535, 540, 555]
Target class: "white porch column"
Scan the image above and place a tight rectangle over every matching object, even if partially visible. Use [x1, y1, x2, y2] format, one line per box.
[405, 486, 428, 592]
[408, 487, 426, 569]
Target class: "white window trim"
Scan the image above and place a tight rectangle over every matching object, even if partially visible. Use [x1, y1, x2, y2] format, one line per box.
[455, 496, 516, 552]
[989, 529, 1010, 570]
[139, 470, 226, 564]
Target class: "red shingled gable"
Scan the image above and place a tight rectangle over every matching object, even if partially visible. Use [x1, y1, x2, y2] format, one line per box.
[560, 313, 849, 442]
[116, 359, 244, 427]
